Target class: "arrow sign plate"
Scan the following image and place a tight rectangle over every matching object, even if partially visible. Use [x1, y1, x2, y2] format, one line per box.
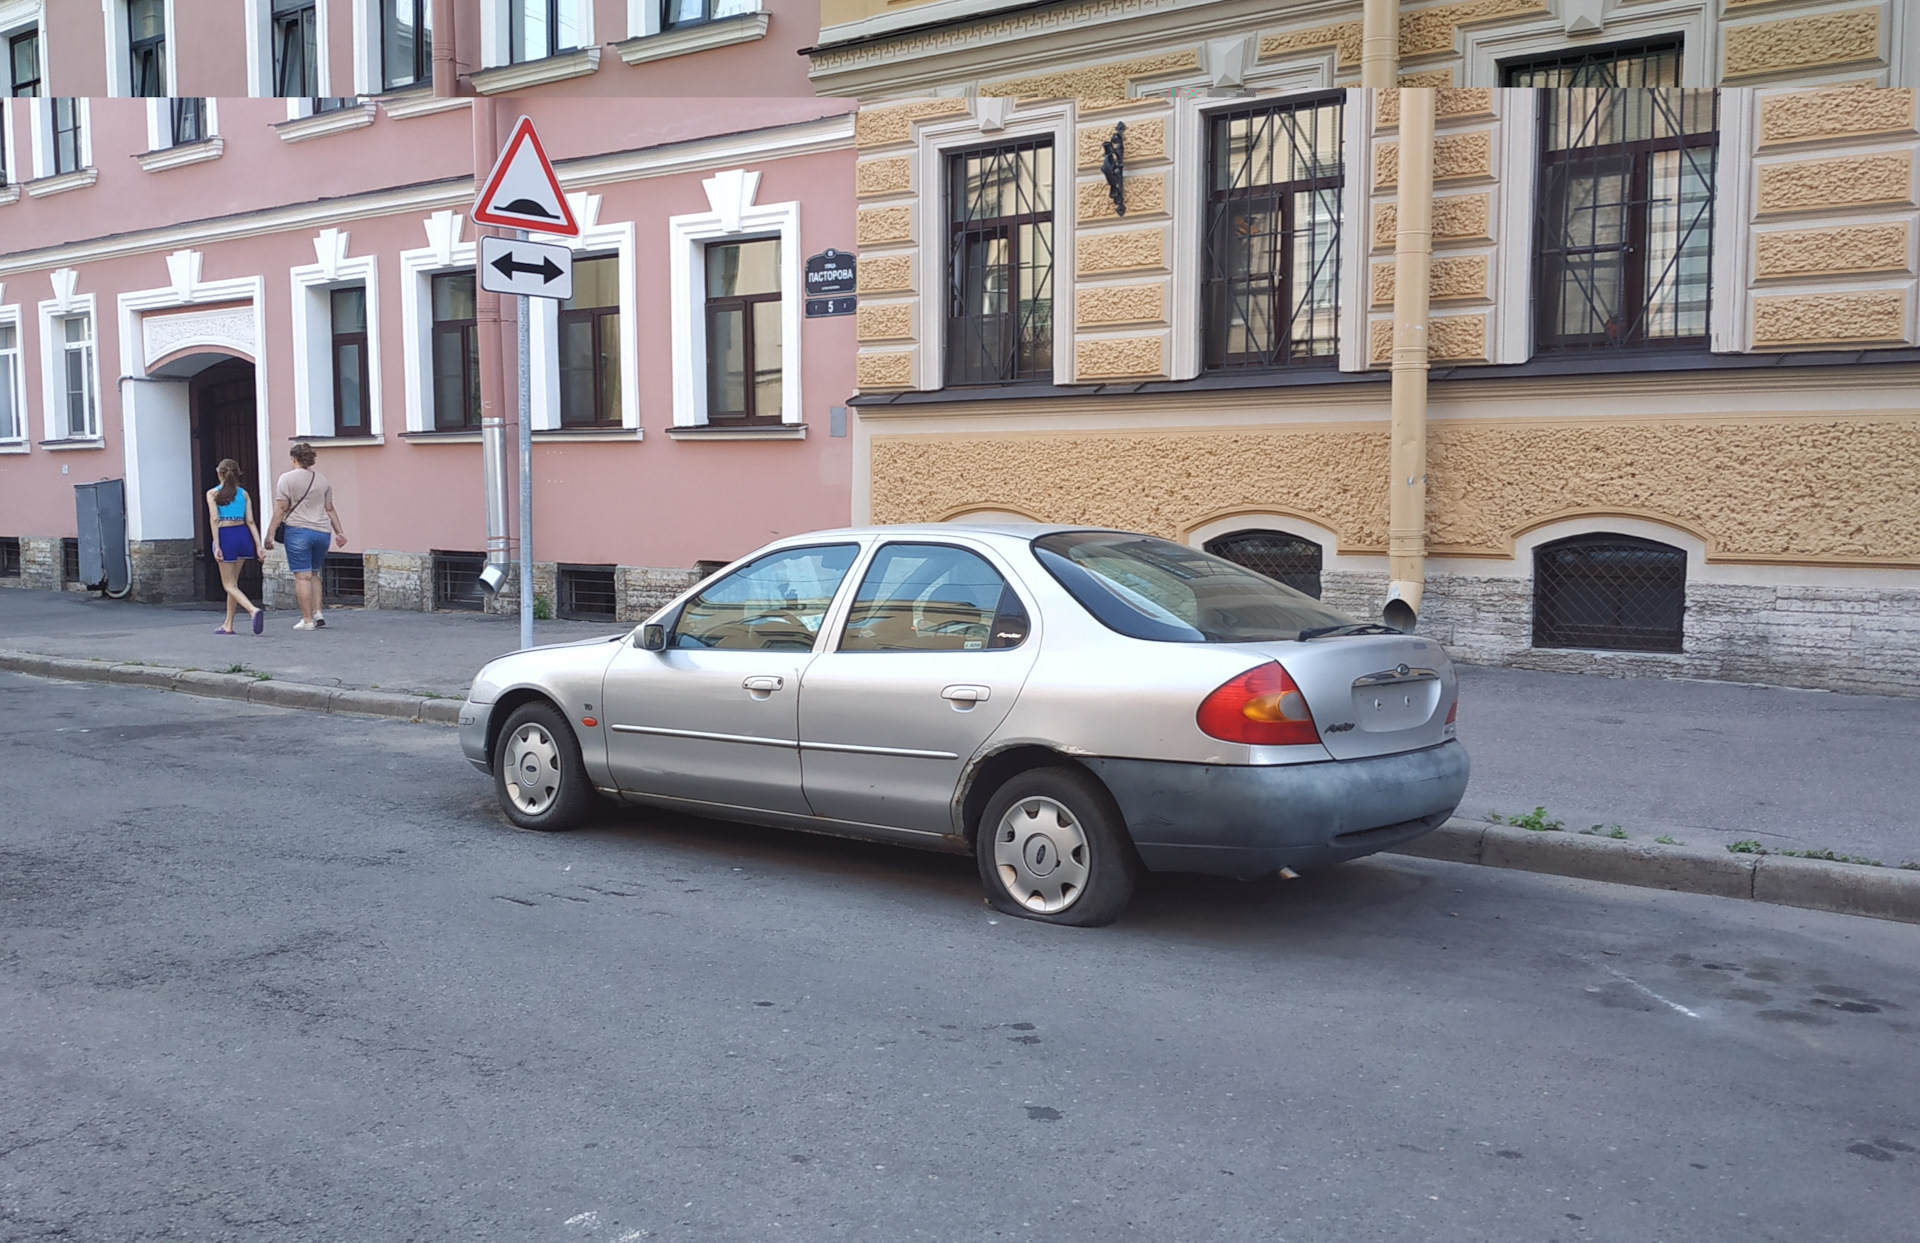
[479, 235, 574, 301]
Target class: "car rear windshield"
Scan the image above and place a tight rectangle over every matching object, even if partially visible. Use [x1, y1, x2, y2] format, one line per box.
[1032, 531, 1355, 643]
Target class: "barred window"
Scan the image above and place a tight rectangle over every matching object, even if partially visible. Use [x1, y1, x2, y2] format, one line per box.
[1203, 529, 1323, 599]
[1528, 86, 1717, 353]
[558, 565, 617, 620]
[1203, 93, 1343, 370]
[433, 551, 487, 611]
[1532, 533, 1685, 653]
[1502, 38, 1682, 88]
[947, 139, 1054, 386]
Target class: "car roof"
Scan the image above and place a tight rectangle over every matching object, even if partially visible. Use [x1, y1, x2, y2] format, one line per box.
[786, 522, 1094, 542]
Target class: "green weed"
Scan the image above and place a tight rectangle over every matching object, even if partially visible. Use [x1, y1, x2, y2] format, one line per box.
[533, 594, 554, 621]
[224, 663, 246, 674]
[1727, 840, 1765, 854]
[1581, 824, 1627, 839]
[1654, 835, 1681, 846]
[1499, 807, 1564, 833]
[1726, 840, 1885, 867]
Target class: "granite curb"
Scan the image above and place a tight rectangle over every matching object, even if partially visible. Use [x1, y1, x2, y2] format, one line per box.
[6, 649, 1915, 925]
[1393, 819, 1920, 926]
[1, 649, 462, 726]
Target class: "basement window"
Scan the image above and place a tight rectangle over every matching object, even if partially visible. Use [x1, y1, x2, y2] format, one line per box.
[323, 552, 366, 606]
[0, 537, 20, 577]
[1532, 533, 1685, 652]
[432, 550, 487, 611]
[558, 563, 617, 619]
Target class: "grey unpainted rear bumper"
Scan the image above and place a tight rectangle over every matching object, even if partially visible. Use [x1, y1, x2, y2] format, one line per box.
[1084, 740, 1470, 877]
[459, 701, 492, 774]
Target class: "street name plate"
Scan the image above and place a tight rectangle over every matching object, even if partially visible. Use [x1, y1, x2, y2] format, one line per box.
[479, 235, 574, 301]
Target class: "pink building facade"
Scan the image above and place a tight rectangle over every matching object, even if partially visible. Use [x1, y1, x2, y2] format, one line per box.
[0, 92, 859, 616]
[3, 1, 818, 99]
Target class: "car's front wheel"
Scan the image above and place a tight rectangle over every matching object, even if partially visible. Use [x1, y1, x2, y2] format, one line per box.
[977, 766, 1139, 927]
[493, 701, 596, 832]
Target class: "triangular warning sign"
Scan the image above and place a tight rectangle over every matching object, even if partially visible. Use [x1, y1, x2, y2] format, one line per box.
[473, 116, 579, 236]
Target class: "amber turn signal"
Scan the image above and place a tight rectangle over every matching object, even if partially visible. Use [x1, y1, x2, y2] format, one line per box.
[581, 717, 598, 728]
[1197, 662, 1320, 746]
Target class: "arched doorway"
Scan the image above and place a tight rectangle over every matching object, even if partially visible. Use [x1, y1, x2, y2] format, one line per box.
[186, 358, 262, 603]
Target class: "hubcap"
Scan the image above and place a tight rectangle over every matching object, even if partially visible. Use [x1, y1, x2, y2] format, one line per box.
[503, 723, 561, 816]
[992, 796, 1091, 914]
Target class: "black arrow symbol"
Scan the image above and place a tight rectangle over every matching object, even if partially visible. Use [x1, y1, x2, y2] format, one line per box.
[491, 251, 563, 283]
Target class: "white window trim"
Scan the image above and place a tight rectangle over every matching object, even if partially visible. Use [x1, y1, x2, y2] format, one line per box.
[290, 229, 383, 439]
[29, 96, 92, 182]
[0, 97, 17, 199]
[38, 282, 100, 443]
[617, 0, 767, 65]
[101, 0, 178, 97]
[1460, 2, 1714, 89]
[526, 196, 637, 432]
[0, 297, 26, 448]
[397, 209, 476, 433]
[667, 169, 803, 427]
[1710, 89, 1756, 354]
[482, 0, 593, 70]
[275, 97, 377, 142]
[1491, 86, 1536, 366]
[141, 95, 220, 154]
[912, 101, 1075, 390]
[248, 0, 335, 97]
[0, 3, 45, 97]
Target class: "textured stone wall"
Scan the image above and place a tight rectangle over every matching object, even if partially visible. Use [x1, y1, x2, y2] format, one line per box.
[981, 50, 1199, 101]
[127, 539, 194, 604]
[617, 567, 703, 620]
[365, 550, 431, 612]
[17, 537, 62, 592]
[1746, 89, 1918, 351]
[1074, 95, 1174, 382]
[1723, 8, 1882, 83]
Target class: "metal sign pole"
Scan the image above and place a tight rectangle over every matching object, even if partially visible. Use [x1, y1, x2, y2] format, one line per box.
[518, 231, 534, 651]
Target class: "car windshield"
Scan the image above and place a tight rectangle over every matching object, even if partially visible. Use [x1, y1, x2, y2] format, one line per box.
[1032, 531, 1355, 643]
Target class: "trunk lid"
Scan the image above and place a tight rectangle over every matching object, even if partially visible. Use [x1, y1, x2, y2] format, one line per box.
[1257, 633, 1457, 761]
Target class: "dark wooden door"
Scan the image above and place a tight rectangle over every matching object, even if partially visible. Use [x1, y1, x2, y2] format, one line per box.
[190, 359, 263, 603]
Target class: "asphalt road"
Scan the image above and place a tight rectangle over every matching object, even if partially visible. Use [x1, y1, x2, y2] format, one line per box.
[4, 673, 1918, 1242]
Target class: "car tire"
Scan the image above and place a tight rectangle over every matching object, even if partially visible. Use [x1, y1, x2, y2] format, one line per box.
[977, 766, 1139, 927]
[493, 701, 596, 832]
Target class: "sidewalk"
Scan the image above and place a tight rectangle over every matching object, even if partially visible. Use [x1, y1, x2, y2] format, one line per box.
[4, 586, 1916, 867]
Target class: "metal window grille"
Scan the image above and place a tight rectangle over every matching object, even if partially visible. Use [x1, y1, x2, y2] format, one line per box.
[0, 537, 20, 578]
[1202, 93, 1344, 371]
[946, 139, 1054, 386]
[558, 565, 618, 620]
[10, 29, 40, 97]
[170, 98, 205, 146]
[128, 0, 166, 97]
[273, 0, 318, 96]
[1528, 84, 1717, 353]
[61, 537, 79, 584]
[50, 97, 82, 175]
[1501, 39, 1683, 88]
[322, 552, 365, 606]
[1532, 533, 1685, 652]
[432, 551, 487, 611]
[1203, 529, 1324, 598]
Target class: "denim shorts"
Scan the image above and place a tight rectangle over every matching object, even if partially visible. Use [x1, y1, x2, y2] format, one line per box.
[283, 525, 332, 573]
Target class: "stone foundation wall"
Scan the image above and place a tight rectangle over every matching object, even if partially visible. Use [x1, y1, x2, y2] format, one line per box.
[363, 550, 431, 612]
[12, 537, 63, 591]
[617, 566, 704, 619]
[127, 539, 195, 604]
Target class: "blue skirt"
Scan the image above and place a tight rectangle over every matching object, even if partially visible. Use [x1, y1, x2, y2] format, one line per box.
[217, 524, 256, 562]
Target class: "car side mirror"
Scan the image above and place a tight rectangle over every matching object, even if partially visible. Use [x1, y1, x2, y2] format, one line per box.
[638, 623, 667, 651]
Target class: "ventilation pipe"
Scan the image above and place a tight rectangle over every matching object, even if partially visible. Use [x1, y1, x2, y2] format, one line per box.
[1361, 0, 1399, 88]
[432, 0, 458, 96]
[1385, 87, 1434, 633]
[472, 98, 510, 579]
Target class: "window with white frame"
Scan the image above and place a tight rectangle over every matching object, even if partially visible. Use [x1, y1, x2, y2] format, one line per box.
[379, 0, 432, 90]
[7, 23, 38, 96]
[167, 97, 206, 145]
[290, 236, 382, 438]
[667, 171, 802, 429]
[1, 98, 11, 185]
[0, 317, 23, 442]
[127, 0, 167, 96]
[47, 96, 83, 175]
[662, 0, 753, 29]
[330, 286, 370, 433]
[430, 272, 478, 430]
[558, 255, 619, 425]
[511, 0, 579, 62]
[58, 312, 96, 438]
[273, 0, 319, 95]
[946, 138, 1054, 386]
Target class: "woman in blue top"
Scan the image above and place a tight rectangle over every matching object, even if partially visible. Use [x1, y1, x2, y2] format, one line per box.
[204, 458, 266, 635]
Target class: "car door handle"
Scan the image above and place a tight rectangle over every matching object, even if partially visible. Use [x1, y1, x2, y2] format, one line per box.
[941, 684, 990, 703]
[742, 675, 785, 695]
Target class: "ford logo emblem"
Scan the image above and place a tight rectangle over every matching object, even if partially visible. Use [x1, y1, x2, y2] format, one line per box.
[1396, 663, 1410, 676]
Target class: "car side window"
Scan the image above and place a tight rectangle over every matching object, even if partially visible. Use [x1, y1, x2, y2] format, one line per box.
[673, 544, 860, 651]
[839, 543, 1029, 653]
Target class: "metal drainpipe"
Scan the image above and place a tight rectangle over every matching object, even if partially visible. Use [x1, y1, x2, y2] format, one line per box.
[1361, 0, 1399, 88]
[473, 98, 510, 581]
[1386, 86, 1434, 633]
[432, 0, 458, 97]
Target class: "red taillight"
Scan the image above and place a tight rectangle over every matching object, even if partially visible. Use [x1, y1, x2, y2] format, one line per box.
[1445, 697, 1457, 725]
[1197, 661, 1319, 746]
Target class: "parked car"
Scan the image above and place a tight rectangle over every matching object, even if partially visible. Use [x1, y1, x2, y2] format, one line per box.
[460, 526, 1469, 925]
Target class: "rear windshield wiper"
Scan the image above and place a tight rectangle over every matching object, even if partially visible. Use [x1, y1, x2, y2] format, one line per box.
[1297, 622, 1404, 640]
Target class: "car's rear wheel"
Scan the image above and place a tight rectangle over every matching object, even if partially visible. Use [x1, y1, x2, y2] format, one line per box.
[494, 701, 595, 832]
[977, 766, 1139, 927]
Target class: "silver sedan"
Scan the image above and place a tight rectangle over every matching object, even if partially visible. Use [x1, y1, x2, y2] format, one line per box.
[460, 525, 1469, 926]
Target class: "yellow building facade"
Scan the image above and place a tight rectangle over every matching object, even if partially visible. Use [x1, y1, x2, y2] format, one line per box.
[848, 84, 1920, 694]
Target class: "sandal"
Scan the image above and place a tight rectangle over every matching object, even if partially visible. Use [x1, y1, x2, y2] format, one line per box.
[214, 626, 235, 635]
[252, 609, 265, 635]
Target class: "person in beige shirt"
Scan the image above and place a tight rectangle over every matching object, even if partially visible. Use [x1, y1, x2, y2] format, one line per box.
[263, 442, 347, 631]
